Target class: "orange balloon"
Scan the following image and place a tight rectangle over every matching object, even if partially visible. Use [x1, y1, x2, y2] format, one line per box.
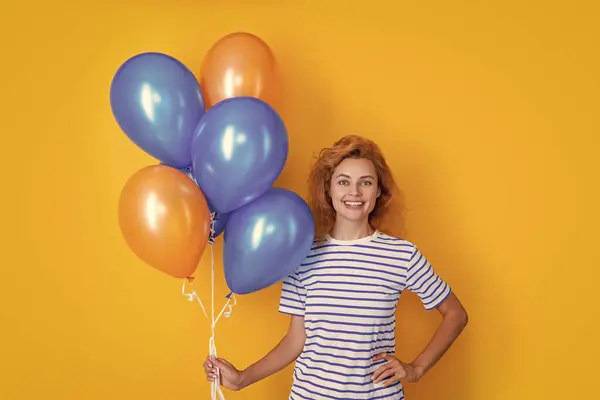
[200, 32, 280, 109]
[118, 165, 211, 278]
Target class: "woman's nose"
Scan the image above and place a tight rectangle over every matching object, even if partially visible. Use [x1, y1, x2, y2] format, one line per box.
[349, 184, 361, 195]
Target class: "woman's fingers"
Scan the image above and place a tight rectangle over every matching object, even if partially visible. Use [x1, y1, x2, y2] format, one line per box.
[204, 356, 220, 382]
[206, 369, 219, 381]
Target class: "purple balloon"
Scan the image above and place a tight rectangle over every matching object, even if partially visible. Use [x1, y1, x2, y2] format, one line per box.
[110, 52, 205, 168]
[223, 187, 315, 295]
[191, 97, 288, 214]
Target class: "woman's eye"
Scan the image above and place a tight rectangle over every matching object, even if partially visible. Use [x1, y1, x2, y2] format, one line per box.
[361, 181, 372, 186]
[338, 180, 349, 186]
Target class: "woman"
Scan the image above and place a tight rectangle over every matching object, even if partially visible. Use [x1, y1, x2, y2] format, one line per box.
[204, 135, 469, 399]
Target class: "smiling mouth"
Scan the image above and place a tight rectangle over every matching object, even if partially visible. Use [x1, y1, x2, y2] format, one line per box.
[344, 201, 365, 207]
[343, 201, 365, 208]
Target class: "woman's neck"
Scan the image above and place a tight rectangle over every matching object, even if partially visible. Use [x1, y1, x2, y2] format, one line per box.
[329, 218, 374, 241]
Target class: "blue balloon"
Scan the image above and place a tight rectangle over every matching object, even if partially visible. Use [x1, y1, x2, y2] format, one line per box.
[110, 52, 206, 168]
[191, 97, 288, 214]
[160, 163, 228, 237]
[223, 187, 315, 295]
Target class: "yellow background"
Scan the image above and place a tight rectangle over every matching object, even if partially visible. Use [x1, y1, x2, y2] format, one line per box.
[1, 1, 598, 399]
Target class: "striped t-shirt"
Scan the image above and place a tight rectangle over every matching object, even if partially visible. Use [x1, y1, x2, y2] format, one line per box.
[278, 231, 452, 400]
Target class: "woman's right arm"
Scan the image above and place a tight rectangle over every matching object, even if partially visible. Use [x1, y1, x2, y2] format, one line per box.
[204, 315, 306, 391]
[239, 315, 305, 388]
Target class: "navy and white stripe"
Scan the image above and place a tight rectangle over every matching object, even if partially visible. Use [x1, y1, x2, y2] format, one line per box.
[279, 231, 451, 399]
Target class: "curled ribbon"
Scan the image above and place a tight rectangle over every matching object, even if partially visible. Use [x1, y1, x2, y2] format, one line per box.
[181, 212, 237, 400]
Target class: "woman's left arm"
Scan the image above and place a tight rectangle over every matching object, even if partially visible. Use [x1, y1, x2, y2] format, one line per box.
[372, 293, 469, 385]
[411, 292, 469, 378]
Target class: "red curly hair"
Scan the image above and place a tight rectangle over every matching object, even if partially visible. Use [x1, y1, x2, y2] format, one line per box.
[307, 135, 402, 239]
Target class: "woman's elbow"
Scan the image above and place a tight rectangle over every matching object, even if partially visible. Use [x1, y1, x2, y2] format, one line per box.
[459, 308, 469, 327]
[438, 293, 469, 328]
[453, 305, 469, 329]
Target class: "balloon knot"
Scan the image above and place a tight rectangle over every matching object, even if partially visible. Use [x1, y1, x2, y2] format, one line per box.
[208, 212, 217, 245]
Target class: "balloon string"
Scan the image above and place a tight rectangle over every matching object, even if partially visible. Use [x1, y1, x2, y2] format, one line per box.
[181, 213, 236, 400]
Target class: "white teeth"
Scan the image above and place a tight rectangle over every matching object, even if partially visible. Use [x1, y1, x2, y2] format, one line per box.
[344, 201, 363, 206]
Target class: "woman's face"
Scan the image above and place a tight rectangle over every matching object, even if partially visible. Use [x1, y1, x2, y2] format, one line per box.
[329, 157, 380, 223]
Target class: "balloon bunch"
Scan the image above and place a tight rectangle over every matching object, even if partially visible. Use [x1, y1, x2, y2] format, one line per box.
[110, 32, 315, 398]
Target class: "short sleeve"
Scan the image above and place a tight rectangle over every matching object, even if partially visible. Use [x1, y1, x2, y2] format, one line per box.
[278, 270, 306, 316]
[405, 246, 452, 310]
